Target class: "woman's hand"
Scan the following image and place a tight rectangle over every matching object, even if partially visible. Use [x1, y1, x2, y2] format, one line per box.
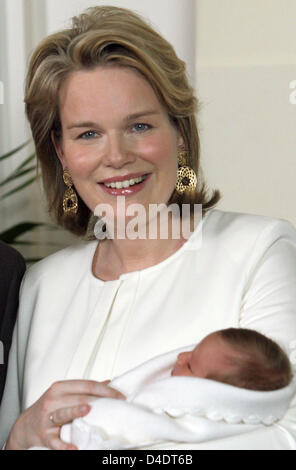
[5, 379, 125, 450]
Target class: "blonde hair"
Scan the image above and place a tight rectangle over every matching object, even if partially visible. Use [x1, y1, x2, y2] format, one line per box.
[25, 5, 221, 236]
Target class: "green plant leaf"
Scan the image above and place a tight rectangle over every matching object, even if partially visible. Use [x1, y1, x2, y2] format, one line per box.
[25, 258, 43, 264]
[0, 142, 65, 264]
[11, 240, 63, 247]
[0, 140, 31, 161]
[0, 177, 36, 200]
[15, 153, 36, 170]
[5, 153, 36, 179]
[0, 222, 47, 243]
[44, 224, 64, 231]
[0, 166, 36, 187]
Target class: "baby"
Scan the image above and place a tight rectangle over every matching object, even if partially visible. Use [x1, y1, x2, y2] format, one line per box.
[172, 328, 292, 391]
[39, 328, 294, 450]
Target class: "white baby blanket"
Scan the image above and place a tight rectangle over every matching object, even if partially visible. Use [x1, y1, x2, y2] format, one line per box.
[57, 345, 296, 450]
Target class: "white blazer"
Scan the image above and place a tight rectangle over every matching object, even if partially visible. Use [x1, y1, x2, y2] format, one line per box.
[1, 209, 296, 449]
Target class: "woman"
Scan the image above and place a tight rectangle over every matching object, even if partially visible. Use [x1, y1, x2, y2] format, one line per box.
[1, 6, 296, 450]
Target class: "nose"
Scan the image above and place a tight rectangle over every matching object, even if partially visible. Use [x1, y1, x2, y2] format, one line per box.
[177, 352, 190, 365]
[102, 132, 135, 168]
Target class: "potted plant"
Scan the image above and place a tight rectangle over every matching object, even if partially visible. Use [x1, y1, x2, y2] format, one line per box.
[0, 141, 62, 263]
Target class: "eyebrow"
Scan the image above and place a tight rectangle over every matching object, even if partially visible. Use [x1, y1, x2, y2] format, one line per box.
[66, 110, 160, 130]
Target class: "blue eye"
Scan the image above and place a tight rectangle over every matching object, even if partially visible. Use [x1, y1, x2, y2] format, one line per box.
[79, 131, 98, 139]
[132, 123, 151, 132]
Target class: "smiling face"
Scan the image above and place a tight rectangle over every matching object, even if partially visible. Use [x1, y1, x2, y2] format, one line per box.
[52, 66, 183, 224]
[171, 333, 236, 379]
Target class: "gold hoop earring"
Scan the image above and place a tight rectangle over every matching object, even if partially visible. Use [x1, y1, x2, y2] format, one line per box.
[175, 149, 197, 195]
[62, 170, 78, 215]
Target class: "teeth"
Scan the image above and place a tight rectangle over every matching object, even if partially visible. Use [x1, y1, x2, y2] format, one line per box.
[104, 175, 146, 189]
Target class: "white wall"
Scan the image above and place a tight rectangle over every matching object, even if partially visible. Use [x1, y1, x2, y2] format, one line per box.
[195, 0, 296, 225]
[0, 0, 36, 260]
[0, 0, 28, 152]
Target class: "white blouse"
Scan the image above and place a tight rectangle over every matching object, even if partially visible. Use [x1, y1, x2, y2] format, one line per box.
[1, 208, 296, 449]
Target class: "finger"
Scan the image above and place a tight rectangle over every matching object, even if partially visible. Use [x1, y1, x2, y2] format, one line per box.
[92, 383, 126, 399]
[46, 390, 125, 413]
[50, 436, 77, 451]
[44, 426, 77, 450]
[49, 380, 126, 399]
[51, 404, 90, 426]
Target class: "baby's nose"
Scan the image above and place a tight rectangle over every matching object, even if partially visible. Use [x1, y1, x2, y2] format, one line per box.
[177, 352, 188, 364]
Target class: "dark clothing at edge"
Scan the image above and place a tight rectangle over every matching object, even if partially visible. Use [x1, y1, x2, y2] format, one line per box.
[0, 241, 26, 404]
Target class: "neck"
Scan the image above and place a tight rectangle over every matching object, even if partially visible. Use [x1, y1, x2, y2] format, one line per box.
[92, 212, 196, 280]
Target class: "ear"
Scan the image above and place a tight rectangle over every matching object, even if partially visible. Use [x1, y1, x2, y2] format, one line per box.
[51, 130, 65, 169]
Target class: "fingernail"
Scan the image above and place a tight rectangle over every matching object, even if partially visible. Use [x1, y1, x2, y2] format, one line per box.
[79, 405, 89, 413]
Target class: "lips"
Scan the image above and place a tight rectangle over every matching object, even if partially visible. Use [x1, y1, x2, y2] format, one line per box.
[98, 173, 151, 196]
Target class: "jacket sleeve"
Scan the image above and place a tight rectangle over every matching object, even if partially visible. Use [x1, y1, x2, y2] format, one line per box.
[0, 271, 33, 449]
[0, 323, 21, 449]
[237, 218, 296, 449]
[0, 242, 26, 404]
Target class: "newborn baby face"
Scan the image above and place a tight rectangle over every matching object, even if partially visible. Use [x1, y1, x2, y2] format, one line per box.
[171, 332, 233, 378]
